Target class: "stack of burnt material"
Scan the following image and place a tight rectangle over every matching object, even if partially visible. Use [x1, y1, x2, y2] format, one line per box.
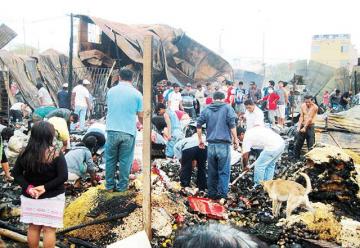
[287, 144, 360, 220]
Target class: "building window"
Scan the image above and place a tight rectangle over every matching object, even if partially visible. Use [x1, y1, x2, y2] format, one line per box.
[312, 45, 320, 53]
[341, 45, 349, 53]
[88, 23, 101, 44]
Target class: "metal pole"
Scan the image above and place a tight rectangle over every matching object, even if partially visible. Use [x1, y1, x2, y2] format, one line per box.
[68, 13, 74, 109]
[355, 71, 358, 94]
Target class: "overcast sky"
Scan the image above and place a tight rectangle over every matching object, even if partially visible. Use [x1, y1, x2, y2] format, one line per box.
[2, 0, 360, 67]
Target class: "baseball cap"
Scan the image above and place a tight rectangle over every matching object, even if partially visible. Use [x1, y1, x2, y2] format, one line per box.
[63, 83, 68, 87]
[186, 83, 192, 87]
[250, 81, 256, 85]
[83, 79, 91, 85]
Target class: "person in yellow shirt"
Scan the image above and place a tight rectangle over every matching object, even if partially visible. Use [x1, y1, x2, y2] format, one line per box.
[47, 117, 70, 152]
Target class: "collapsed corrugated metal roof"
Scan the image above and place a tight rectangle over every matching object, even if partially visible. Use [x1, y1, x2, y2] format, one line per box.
[0, 24, 17, 49]
[0, 49, 88, 108]
[77, 15, 233, 85]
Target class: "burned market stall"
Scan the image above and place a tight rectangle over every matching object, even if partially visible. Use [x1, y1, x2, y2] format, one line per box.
[76, 14, 233, 90]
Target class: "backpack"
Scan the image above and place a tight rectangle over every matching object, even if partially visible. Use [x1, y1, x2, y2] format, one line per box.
[235, 88, 245, 104]
[164, 89, 173, 102]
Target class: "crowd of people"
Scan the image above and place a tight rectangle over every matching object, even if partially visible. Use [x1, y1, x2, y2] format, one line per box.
[323, 88, 357, 112]
[1, 69, 323, 247]
[152, 78, 319, 200]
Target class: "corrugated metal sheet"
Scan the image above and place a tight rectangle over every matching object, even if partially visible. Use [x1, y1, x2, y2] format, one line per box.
[0, 24, 17, 49]
[0, 50, 99, 109]
[79, 15, 233, 85]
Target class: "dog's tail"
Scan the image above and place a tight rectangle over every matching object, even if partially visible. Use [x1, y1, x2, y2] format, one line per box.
[300, 173, 312, 194]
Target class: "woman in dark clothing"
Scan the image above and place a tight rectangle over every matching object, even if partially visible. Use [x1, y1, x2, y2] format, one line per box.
[13, 121, 68, 248]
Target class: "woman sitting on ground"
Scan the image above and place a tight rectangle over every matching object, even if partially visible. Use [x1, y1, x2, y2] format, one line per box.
[13, 121, 67, 248]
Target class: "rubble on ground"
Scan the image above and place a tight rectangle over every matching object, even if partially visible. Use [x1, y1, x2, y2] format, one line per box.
[1, 122, 360, 248]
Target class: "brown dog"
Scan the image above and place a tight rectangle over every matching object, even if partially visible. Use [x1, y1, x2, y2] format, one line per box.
[261, 173, 314, 218]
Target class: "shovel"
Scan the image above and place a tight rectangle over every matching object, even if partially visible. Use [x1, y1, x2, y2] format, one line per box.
[230, 163, 255, 186]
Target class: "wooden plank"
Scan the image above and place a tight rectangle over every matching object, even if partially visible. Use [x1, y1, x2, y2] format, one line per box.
[142, 35, 153, 239]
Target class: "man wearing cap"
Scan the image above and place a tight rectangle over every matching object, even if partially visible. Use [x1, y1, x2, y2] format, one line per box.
[181, 83, 197, 119]
[71, 79, 92, 130]
[197, 91, 238, 200]
[57, 83, 70, 109]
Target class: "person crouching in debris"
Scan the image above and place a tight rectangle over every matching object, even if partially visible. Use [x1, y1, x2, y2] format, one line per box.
[0, 128, 14, 181]
[105, 68, 143, 193]
[155, 103, 185, 158]
[293, 95, 318, 159]
[197, 91, 238, 200]
[9, 102, 32, 124]
[45, 108, 79, 131]
[173, 131, 207, 191]
[13, 121, 67, 248]
[47, 116, 70, 152]
[82, 122, 106, 154]
[237, 126, 285, 187]
[65, 136, 99, 187]
[174, 223, 267, 248]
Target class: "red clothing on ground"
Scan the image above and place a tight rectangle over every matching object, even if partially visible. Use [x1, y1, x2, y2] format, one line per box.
[225, 86, 235, 104]
[262, 92, 280, 110]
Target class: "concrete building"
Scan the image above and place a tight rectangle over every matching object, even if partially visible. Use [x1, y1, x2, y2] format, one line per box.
[310, 34, 358, 69]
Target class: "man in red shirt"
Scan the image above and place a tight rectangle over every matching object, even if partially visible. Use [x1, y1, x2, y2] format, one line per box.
[225, 80, 235, 106]
[262, 88, 280, 126]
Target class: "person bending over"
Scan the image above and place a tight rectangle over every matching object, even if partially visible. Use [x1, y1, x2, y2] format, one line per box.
[65, 136, 98, 186]
[238, 126, 285, 187]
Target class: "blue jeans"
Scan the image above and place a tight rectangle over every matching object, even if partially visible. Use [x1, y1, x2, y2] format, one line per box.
[105, 131, 135, 192]
[207, 143, 231, 199]
[165, 129, 184, 158]
[253, 144, 285, 186]
[74, 106, 87, 130]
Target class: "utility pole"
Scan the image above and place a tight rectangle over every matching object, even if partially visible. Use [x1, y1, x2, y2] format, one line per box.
[262, 32, 266, 86]
[218, 28, 224, 55]
[68, 13, 74, 109]
[355, 71, 358, 94]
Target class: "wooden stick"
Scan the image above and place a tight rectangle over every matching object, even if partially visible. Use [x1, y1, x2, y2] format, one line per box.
[0, 228, 60, 248]
[57, 211, 133, 235]
[230, 163, 255, 186]
[66, 237, 99, 248]
[142, 35, 153, 239]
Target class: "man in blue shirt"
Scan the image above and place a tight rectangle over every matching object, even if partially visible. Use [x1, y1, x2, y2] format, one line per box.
[57, 83, 70, 109]
[105, 68, 143, 192]
[197, 91, 238, 200]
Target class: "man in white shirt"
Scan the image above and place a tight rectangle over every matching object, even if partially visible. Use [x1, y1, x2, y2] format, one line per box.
[36, 83, 54, 106]
[168, 83, 183, 111]
[238, 126, 285, 186]
[71, 79, 92, 130]
[244, 100, 264, 129]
